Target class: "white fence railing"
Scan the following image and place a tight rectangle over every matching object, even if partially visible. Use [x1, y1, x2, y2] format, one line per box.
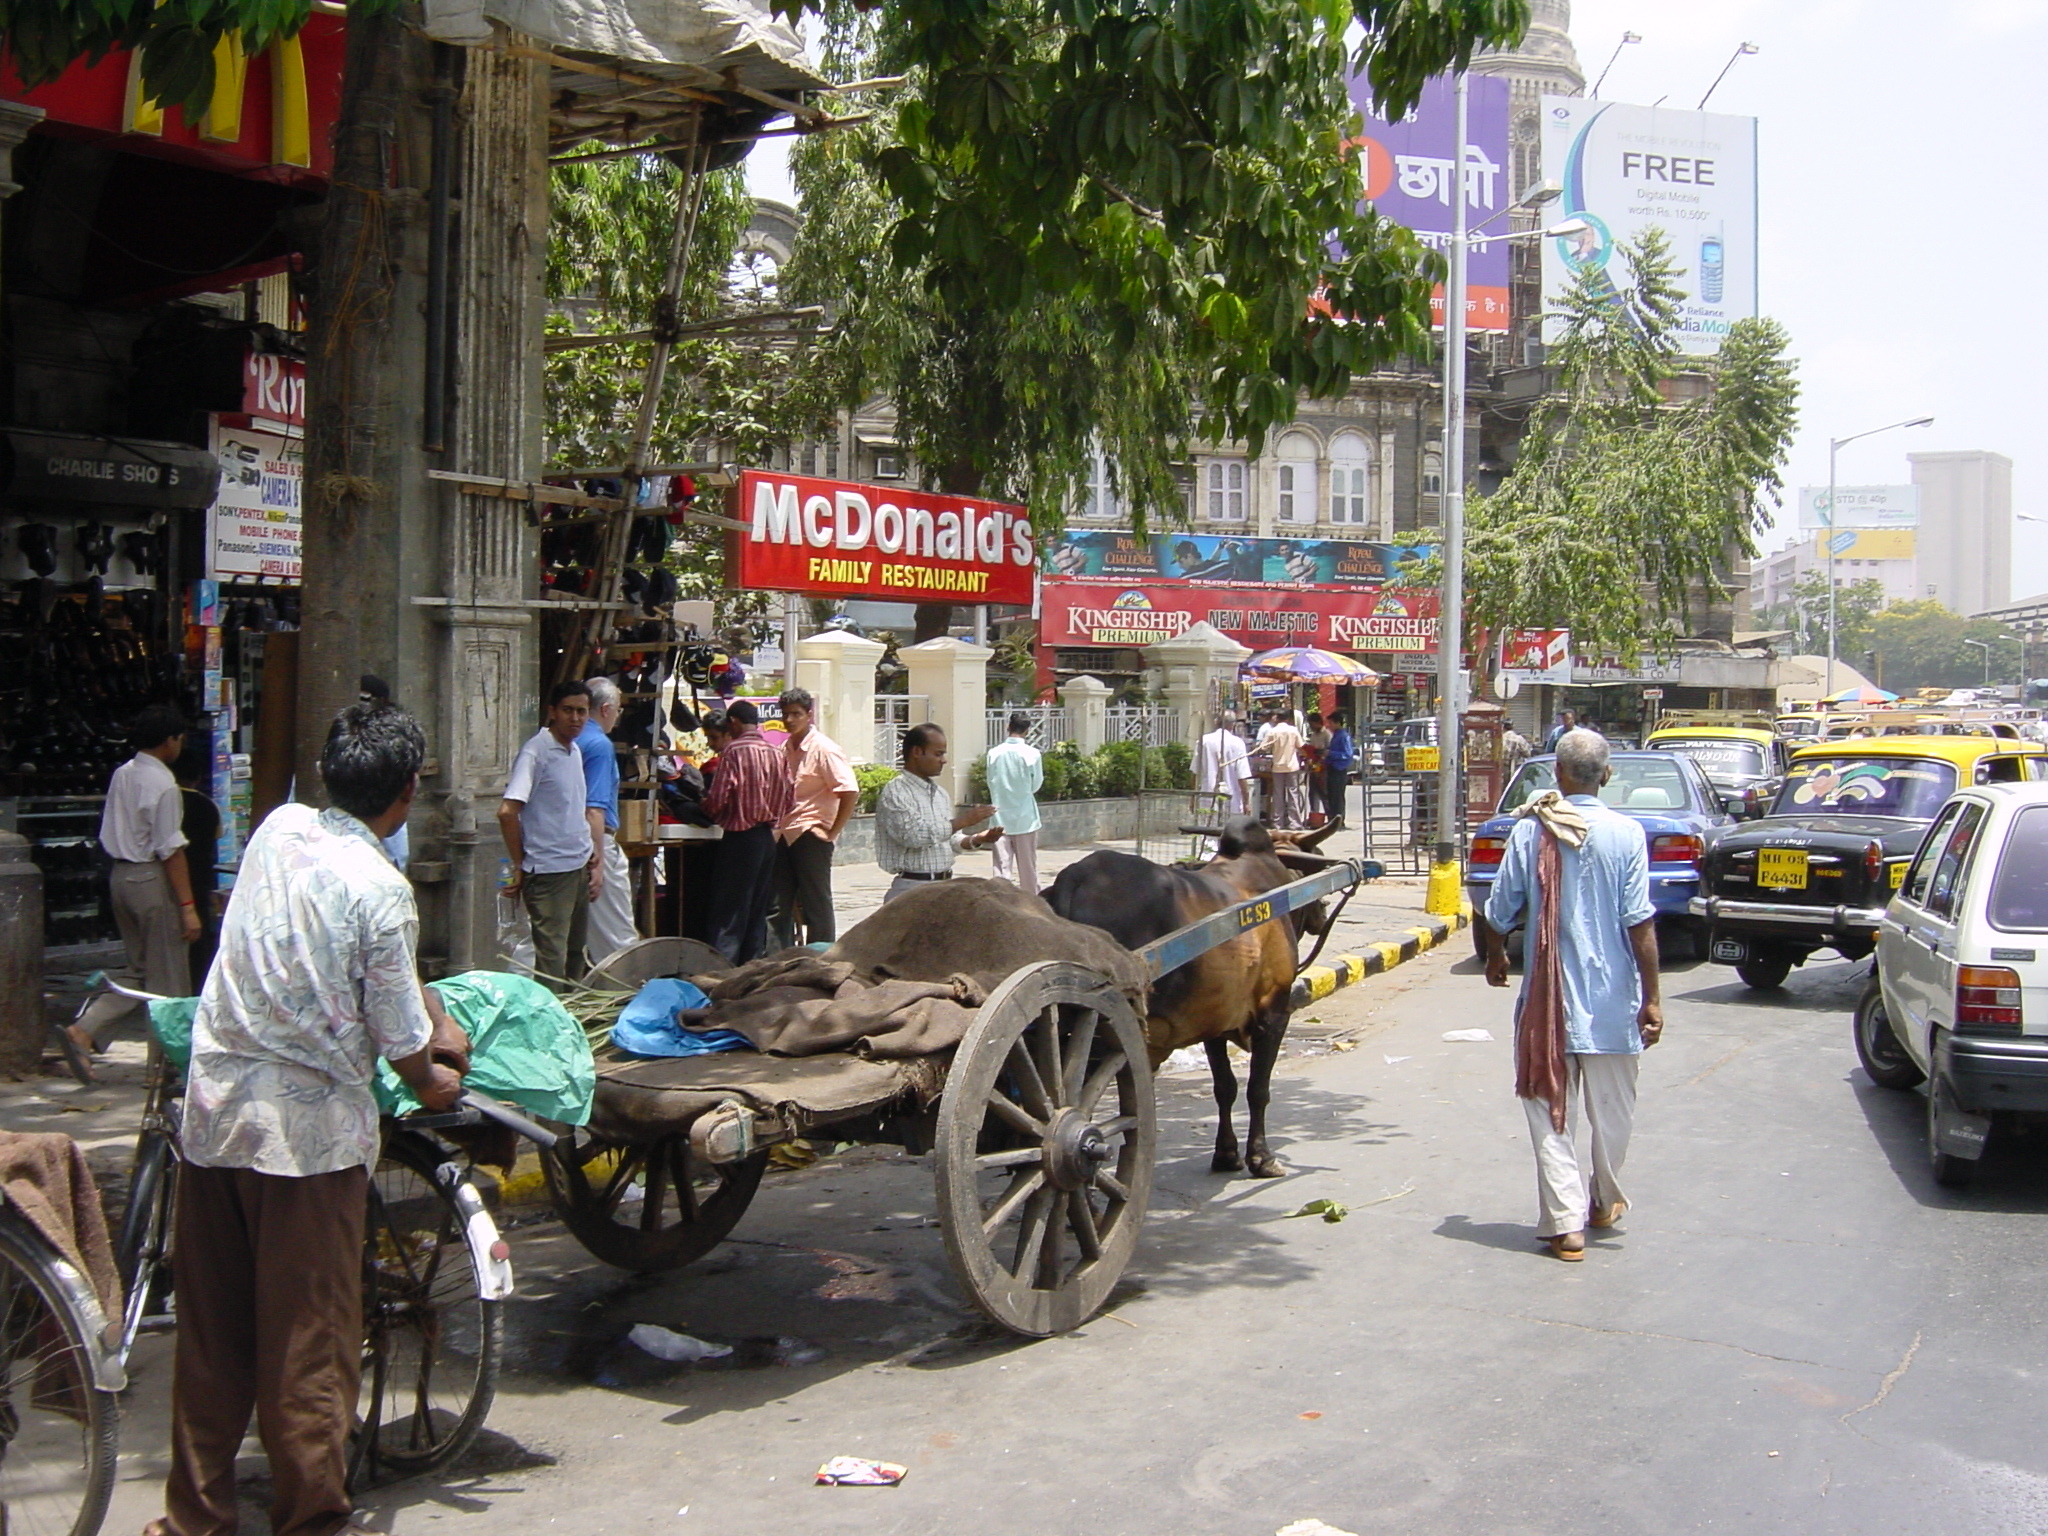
[985, 706, 1073, 751]
[873, 694, 929, 766]
[1105, 704, 1183, 747]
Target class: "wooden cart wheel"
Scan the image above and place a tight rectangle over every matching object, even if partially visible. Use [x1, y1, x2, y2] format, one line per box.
[935, 960, 1156, 1337]
[538, 1127, 765, 1272]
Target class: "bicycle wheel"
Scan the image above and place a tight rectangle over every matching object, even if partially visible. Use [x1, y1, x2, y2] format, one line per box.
[0, 1208, 119, 1536]
[114, 1128, 176, 1357]
[352, 1131, 501, 1486]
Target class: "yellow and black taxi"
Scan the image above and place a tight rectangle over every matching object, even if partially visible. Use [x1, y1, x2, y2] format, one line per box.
[1644, 718, 1787, 816]
[1692, 736, 2048, 989]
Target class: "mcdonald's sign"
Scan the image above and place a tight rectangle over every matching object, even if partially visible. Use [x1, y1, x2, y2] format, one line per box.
[1, 13, 343, 184]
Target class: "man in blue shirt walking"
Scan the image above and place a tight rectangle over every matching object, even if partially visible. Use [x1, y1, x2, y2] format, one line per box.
[1480, 729, 1663, 1262]
[579, 677, 637, 963]
[984, 712, 1045, 895]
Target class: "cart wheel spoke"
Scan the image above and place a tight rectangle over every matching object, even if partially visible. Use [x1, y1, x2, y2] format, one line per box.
[1036, 1201, 1064, 1289]
[1032, 1006, 1063, 1109]
[1011, 1186, 1054, 1279]
[671, 1140, 701, 1222]
[1094, 1114, 1138, 1139]
[982, 1169, 1045, 1235]
[1005, 1037, 1054, 1120]
[598, 1148, 646, 1213]
[975, 1146, 1043, 1172]
[1076, 1051, 1128, 1116]
[1093, 1168, 1130, 1203]
[639, 1142, 671, 1233]
[540, 1133, 767, 1274]
[1060, 1008, 1099, 1106]
[1066, 1189, 1103, 1261]
[985, 1090, 1045, 1139]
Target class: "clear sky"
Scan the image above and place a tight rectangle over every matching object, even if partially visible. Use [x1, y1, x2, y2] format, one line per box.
[748, 1, 2048, 598]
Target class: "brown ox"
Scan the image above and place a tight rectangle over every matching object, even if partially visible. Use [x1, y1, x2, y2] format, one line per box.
[1046, 816, 1332, 1178]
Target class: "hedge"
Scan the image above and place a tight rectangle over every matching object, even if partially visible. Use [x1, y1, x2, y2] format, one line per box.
[966, 739, 1194, 805]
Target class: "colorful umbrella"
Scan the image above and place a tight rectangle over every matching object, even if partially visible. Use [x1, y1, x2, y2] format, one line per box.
[1823, 685, 1898, 706]
[1242, 647, 1379, 685]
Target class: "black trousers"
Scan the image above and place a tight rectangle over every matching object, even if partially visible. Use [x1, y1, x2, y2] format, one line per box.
[771, 829, 839, 949]
[1322, 765, 1349, 823]
[710, 821, 777, 963]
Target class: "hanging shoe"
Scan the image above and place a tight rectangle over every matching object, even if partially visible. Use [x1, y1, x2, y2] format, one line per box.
[75, 523, 114, 575]
[18, 524, 57, 577]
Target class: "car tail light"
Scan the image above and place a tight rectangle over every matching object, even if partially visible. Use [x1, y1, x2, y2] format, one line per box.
[1864, 840, 1884, 883]
[1957, 965, 2024, 1034]
[1470, 836, 1507, 868]
[1650, 834, 1703, 867]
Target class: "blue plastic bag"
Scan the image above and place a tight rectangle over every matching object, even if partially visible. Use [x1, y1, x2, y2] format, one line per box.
[610, 977, 754, 1058]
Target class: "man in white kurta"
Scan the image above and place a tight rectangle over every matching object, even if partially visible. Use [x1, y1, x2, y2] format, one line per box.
[1196, 713, 1254, 815]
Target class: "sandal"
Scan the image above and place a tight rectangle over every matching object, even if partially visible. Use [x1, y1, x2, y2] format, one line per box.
[1588, 1199, 1628, 1229]
[1546, 1232, 1586, 1262]
[53, 1024, 94, 1085]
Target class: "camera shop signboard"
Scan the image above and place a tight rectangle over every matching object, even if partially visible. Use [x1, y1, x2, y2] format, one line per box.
[1040, 582, 1440, 653]
[207, 421, 303, 580]
[728, 470, 1037, 606]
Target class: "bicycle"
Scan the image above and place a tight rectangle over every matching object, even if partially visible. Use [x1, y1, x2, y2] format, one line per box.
[0, 1152, 125, 1536]
[98, 979, 555, 1492]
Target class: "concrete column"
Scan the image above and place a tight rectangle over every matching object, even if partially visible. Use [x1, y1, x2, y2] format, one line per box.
[901, 636, 992, 801]
[795, 628, 886, 763]
[1141, 622, 1251, 743]
[1060, 674, 1112, 752]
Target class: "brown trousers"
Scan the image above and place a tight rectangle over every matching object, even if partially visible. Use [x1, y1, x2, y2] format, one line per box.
[163, 1162, 367, 1536]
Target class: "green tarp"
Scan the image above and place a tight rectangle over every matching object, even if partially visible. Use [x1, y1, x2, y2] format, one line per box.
[147, 970, 594, 1127]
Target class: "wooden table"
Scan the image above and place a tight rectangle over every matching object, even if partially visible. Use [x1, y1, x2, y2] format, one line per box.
[619, 825, 723, 939]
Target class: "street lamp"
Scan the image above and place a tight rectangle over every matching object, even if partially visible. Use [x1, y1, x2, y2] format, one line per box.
[1590, 32, 1642, 99]
[1826, 416, 1934, 693]
[1964, 637, 1992, 687]
[1698, 42, 1760, 110]
[1428, 81, 1567, 912]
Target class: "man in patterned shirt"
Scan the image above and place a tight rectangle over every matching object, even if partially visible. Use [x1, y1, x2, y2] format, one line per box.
[702, 698, 794, 962]
[875, 723, 1000, 902]
[150, 702, 466, 1536]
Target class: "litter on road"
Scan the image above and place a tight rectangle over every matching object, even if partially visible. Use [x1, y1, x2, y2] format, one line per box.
[1442, 1028, 1495, 1042]
[816, 1457, 908, 1486]
[626, 1324, 732, 1363]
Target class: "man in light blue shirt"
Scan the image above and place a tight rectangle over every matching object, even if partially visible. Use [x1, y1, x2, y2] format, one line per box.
[984, 712, 1045, 895]
[1481, 729, 1662, 1262]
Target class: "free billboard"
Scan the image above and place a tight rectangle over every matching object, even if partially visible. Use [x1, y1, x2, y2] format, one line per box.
[1346, 73, 1512, 331]
[1541, 98, 1758, 356]
[1797, 485, 1919, 530]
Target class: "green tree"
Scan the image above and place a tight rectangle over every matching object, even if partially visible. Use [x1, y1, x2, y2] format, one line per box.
[1456, 227, 1800, 657]
[1756, 570, 1886, 657]
[1865, 601, 2023, 694]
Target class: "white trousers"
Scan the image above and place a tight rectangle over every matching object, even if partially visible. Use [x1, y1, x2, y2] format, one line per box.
[991, 831, 1039, 896]
[1522, 1052, 1639, 1238]
[588, 834, 637, 964]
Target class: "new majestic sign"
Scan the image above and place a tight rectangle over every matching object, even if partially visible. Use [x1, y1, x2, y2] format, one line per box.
[727, 470, 1037, 606]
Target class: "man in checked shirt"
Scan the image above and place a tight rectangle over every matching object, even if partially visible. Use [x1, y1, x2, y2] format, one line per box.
[702, 698, 794, 961]
[875, 723, 1001, 902]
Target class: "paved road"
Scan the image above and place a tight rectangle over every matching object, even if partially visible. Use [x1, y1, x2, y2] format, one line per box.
[104, 944, 2048, 1535]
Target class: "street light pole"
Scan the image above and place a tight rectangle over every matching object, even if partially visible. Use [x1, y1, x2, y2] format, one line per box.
[1431, 71, 1469, 904]
[1824, 415, 1934, 697]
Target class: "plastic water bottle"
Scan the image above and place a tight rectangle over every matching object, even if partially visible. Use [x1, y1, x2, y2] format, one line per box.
[1699, 236, 1724, 303]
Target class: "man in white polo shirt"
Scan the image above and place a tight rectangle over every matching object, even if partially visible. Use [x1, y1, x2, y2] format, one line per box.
[498, 681, 599, 991]
[68, 704, 201, 1068]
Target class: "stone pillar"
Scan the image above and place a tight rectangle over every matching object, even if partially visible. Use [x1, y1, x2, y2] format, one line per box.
[901, 636, 992, 801]
[795, 628, 886, 763]
[1060, 674, 1112, 753]
[0, 831, 42, 1076]
[1141, 622, 1251, 743]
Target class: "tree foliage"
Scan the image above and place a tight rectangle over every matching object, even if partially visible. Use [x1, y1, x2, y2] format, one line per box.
[1865, 601, 2023, 694]
[781, 0, 1527, 527]
[1754, 571, 1886, 658]
[1457, 226, 1800, 656]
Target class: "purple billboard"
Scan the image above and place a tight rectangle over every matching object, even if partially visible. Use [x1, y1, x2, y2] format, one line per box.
[1346, 73, 1512, 330]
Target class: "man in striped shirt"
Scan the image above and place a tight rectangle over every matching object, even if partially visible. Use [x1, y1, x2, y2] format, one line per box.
[875, 724, 999, 903]
[702, 698, 794, 962]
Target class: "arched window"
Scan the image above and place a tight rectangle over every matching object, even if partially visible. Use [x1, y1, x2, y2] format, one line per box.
[1275, 434, 1317, 525]
[1422, 445, 1445, 497]
[1328, 432, 1372, 525]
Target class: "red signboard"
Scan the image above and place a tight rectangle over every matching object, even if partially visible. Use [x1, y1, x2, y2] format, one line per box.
[1, 14, 345, 184]
[1040, 580, 1441, 654]
[241, 352, 304, 426]
[726, 470, 1037, 607]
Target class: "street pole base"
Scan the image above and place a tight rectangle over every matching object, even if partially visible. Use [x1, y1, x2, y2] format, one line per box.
[1424, 858, 1464, 918]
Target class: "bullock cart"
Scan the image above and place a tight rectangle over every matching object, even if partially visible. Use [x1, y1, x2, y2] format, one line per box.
[537, 859, 1362, 1337]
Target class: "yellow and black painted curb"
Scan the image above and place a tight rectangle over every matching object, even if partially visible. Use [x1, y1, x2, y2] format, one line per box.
[1291, 902, 1472, 1011]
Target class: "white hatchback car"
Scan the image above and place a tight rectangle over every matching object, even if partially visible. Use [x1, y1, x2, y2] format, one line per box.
[1859, 782, 2048, 1186]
